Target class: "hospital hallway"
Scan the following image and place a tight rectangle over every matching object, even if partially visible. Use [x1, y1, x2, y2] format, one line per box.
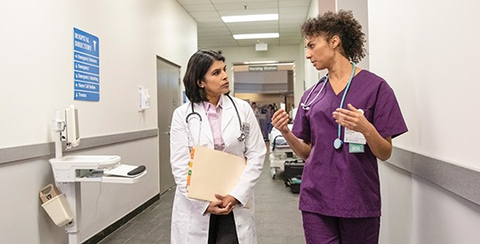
[98, 144, 305, 244]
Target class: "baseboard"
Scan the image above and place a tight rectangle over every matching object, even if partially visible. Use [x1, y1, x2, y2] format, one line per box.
[83, 194, 160, 244]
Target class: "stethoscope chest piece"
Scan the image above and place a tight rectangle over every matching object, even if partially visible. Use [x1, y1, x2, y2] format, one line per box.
[237, 132, 246, 142]
[334, 138, 343, 149]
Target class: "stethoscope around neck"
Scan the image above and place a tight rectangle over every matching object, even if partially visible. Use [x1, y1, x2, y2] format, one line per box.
[186, 94, 246, 147]
[300, 61, 356, 150]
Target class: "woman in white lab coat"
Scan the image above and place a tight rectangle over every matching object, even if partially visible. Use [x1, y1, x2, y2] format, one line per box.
[170, 50, 266, 244]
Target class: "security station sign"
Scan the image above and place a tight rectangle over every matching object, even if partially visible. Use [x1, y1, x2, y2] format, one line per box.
[73, 28, 100, 101]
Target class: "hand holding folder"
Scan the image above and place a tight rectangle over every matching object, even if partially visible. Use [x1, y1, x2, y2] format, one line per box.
[187, 146, 246, 202]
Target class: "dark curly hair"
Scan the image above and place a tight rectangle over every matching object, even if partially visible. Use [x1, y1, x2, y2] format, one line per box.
[301, 10, 366, 63]
[183, 50, 225, 103]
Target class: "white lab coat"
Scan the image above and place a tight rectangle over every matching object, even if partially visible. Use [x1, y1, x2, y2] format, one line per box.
[170, 95, 266, 244]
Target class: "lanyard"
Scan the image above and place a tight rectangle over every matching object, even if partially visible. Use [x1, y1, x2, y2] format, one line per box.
[333, 62, 356, 149]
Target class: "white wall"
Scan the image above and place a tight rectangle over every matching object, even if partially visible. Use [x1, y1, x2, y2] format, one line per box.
[382, 164, 480, 244]
[303, 0, 322, 90]
[369, 0, 480, 243]
[0, 0, 197, 243]
[369, 0, 480, 167]
[336, 0, 369, 70]
[151, 0, 198, 71]
[378, 162, 413, 244]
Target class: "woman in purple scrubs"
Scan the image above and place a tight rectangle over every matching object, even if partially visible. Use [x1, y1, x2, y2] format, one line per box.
[271, 10, 408, 244]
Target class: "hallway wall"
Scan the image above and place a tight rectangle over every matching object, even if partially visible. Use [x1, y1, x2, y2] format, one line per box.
[369, 0, 480, 168]
[368, 0, 480, 243]
[0, 0, 197, 243]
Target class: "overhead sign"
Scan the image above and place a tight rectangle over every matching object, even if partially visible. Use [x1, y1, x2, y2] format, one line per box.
[248, 66, 278, 72]
[73, 28, 100, 101]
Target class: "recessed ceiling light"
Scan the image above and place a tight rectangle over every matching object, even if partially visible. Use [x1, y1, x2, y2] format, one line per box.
[233, 33, 279, 40]
[221, 14, 278, 23]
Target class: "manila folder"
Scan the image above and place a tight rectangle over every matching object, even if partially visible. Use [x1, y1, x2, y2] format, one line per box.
[187, 146, 246, 202]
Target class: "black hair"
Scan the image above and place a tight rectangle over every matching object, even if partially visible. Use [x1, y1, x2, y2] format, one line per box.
[183, 50, 225, 103]
[301, 10, 366, 63]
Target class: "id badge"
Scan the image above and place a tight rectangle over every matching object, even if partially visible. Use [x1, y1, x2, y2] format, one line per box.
[344, 109, 367, 145]
[345, 128, 366, 153]
[349, 143, 364, 153]
[242, 122, 250, 137]
[344, 127, 366, 144]
[344, 109, 366, 153]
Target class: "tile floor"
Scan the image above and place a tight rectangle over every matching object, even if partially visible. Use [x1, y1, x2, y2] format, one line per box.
[98, 151, 305, 244]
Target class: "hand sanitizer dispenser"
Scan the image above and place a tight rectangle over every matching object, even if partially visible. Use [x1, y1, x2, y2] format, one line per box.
[138, 86, 151, 111]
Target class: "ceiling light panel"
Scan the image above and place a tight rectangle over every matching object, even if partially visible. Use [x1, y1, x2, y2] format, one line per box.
[233, 33, 279, 39]
[221, 14, 278, 23]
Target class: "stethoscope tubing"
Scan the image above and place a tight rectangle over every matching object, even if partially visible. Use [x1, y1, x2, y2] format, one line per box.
[185, 95, 245, 146]
[300, 75, 328, 111]
[299, 62, 357, 149]
[185, 107, 202, 123]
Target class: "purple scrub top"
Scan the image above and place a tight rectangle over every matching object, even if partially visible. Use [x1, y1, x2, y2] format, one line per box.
[292, 70, 408, 218]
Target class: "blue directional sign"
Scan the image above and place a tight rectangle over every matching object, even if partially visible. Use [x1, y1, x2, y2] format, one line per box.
[73, 28, 100, 101]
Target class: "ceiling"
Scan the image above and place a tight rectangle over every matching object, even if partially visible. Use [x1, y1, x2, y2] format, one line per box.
[175, 0, 312, 49]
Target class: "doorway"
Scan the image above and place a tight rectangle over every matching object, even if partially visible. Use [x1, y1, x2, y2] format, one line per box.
[232, 63, 295, 140]
[156, 56, 180, 194]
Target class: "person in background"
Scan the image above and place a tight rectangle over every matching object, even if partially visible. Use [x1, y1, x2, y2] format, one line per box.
[271, 10, 407, 244]
[251, 102, 260, 124]
[170, 50, 266, 244]
[288, 104, 297, 124]
[272, 103, 278, 111]
[264, 104, 274, 141]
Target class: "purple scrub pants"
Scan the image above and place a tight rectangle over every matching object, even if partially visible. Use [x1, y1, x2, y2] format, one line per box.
[302, 211, 380, 244]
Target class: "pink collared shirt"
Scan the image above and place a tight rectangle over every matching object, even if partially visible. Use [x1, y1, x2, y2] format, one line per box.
[203, 100, 224, 151]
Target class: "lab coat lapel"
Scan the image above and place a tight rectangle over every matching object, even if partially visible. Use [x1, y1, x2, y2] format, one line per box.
[221, 95, 236, 134]
[193, 103, 213, 145]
